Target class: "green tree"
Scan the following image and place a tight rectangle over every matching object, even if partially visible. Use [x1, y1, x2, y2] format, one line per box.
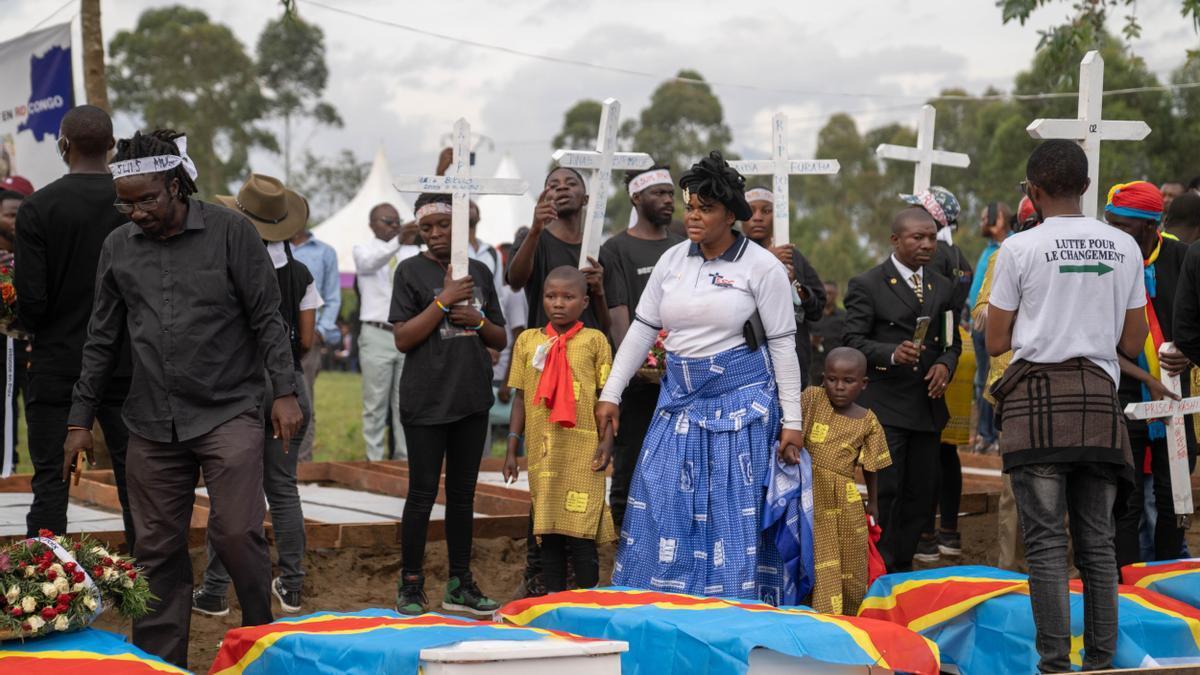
[257, 14, 343, 183]
[997, 0, 1200, 56]
[551, 100, 603, 151]
[108, 6, 277, 197]
[291, 149, 368, 223]
[632, 70, 734, 173]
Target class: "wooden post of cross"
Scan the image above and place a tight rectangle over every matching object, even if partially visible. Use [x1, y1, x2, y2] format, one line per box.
[1027, 50, 1151, 218]
[876, 104, 971, 195]
[394, 118, 528, 280]
[1123, 343, 1199, 528]
[728, 113, 840, 246]
[552, 98, 653, 268]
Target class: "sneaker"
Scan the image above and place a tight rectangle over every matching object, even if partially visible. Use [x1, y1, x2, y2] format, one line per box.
[395, 573, 427, 616]
[937, 529, 962, 557]
[913, 534, 940, 563]
[272, 577, 302, 614]
[192, 588, 229, 617]
[442, 573, 500, 616]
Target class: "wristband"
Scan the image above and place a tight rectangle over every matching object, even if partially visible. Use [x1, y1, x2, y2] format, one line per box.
[507, 432, 523, 441]
[434, 298, 451, 313]
[470, 318, 485, 331]
[67, 425, 90, 433]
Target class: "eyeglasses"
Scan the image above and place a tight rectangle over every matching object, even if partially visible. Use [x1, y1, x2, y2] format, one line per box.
[113, 193, 165, 215]
[374, 217, 400, 226]
[1018, 180, 1030, 196]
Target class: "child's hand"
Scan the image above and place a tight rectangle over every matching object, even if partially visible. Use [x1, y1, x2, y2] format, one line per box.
[502, 451, 520, 484]
[778, 443, 801, 465]
[592, 438, 613, 472]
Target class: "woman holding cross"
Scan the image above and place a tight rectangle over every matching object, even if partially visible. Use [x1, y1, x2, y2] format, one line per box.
[595, 151, 805, 603]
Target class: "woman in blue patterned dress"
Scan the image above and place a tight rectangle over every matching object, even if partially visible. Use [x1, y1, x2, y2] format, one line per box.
[595, 152, 805, 602]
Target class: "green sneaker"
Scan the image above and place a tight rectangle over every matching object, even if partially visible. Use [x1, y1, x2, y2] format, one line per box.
[442, 573, 500, 616]
[395, 573, 427, 616]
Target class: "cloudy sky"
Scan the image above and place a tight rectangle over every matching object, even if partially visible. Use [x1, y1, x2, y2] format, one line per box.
[2, 0, 1194, 198]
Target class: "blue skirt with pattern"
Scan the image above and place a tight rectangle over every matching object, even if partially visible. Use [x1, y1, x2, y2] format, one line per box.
[612, 345, 784, 602]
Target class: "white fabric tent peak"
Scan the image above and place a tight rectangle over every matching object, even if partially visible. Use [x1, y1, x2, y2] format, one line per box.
[475, 153, 536, 247]
[311, 147, 414, 274]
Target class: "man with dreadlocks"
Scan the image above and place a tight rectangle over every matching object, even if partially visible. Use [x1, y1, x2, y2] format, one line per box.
[63, 129, 303, 668]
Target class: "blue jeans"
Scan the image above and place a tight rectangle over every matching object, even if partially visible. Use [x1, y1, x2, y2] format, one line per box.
[1011, 462, 1119, 673]
[972, 329, 997, 445]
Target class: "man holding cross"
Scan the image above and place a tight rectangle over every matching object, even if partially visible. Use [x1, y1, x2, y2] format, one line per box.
[986, 140, 1147, 673]
[1103, 181, 1195, 566]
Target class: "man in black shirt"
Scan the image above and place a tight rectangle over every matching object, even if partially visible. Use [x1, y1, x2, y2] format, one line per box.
[63, 129, 302, 669]
[15, 106, 134, 543]
[741, 187, 826, 387]
[599, 165, 683, 530]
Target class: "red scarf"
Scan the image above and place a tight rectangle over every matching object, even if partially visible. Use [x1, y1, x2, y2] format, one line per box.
[534, 321, 583, 428]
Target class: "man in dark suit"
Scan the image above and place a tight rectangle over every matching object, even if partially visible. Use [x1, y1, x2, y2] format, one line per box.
[843, 207, 961, 572]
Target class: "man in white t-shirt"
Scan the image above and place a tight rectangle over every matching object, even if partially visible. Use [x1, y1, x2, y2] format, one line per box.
[986, 140, 1148, 673]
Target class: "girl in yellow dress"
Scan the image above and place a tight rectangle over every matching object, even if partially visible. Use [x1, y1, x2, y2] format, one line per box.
[785, 346, 892, 615]
[504, 266, 616, 592]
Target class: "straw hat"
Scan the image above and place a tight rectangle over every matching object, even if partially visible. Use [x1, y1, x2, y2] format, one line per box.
[217, 173, 309, 241]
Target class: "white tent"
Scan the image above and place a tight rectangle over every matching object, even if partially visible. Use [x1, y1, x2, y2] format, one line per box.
[311, 147, 414, 275]
[475, 153, 536, 247]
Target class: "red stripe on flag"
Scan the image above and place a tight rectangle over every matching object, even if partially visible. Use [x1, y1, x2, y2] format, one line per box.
[0, 656, 171, 674]
[1122, 561, 1200, 586]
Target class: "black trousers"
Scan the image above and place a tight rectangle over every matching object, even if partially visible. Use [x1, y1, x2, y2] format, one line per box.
[25, 373, 134, 548]
[401, 411, 488, 578]
[609, 379, 659, 531]
[541, 534, 598, 592]
[877, 426, 941, 572]
[1115, 428, 1196, 566]
[924, 442, 962, 534]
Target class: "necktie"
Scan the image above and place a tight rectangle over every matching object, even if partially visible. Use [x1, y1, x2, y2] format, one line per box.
[910, 273, 923, 302]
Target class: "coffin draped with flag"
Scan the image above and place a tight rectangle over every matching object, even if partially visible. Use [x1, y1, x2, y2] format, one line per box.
[498, 586, 939, 674]
[207, 610, 602, 675]
[0, 627, 188, 674]
[859, 565, 1200, 673]
[1123, 559, 1200, 609]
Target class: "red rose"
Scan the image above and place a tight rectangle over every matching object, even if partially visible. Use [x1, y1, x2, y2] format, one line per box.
[10, 607, 22, 617]
[73, 543, 81, 552]
[127, 570, 137, 579]
[120, 562, 132, 571]
[72, 572, 85, 584]
[20, 622, 30, 632]
[18, 561, 26, 569]
[40, 607, 56, 620]
[92, 566, 103, 578]
[102, 557, 113, 566]
[63, 562, 76, 572]
[46, 570, 57, 581]
[37, 529, 53, 538]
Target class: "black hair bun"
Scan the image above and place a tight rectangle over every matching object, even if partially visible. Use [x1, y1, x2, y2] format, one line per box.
[680, 151, 752, 221]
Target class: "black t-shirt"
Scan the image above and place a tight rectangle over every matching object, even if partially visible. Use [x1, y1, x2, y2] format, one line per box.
[509, 229, 602, 330]
[389, 255, 505, 425]
[276, 251, 314, 368]
[599, 230, 684, 310]
[15, 173, 132, 377]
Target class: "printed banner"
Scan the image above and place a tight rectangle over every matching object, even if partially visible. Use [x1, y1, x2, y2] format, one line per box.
[208, 610, 597, 675]
[0, 22, 74, 190]
[0, 627, 188, 674]
[499, 586, 940, 674]
[1123, 559, 1200, 609]
[860, 565, 1200, 673]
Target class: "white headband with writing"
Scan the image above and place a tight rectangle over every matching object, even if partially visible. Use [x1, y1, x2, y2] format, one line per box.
[416, 202, 453, 221]
[745, 188, 773, 203]
[109, 136, 199, 181]
[627, 168, 674, 228]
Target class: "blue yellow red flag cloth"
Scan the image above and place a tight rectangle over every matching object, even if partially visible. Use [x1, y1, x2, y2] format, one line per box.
[0, 627, 189, 674]
[1123, 559, 1200, 609]
[498, 586, 939, 674]
[207, 610, 598, 675]
[859, 565, 1200, 673]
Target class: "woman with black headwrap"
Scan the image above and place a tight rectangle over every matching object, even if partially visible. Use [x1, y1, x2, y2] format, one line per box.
[596, 152, 804, 603]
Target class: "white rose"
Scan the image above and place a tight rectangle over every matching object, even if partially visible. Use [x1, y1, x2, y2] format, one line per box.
[5, 585, 17, 603]
[53, 614, 69, 632]
[82, 594, 97, 611]
[54, 577, 70, 594]
[20, 596, 36, 613]
[90, 547, 109, 558]
[40, 582, 58, 600]
[121, 577, 134, 589]
[25, 616, 45, 632]
[103, 568, 118, 582]
[71, 582, 85, 593]
[23, 566, 35, 578]
[49, 563, 64, 577]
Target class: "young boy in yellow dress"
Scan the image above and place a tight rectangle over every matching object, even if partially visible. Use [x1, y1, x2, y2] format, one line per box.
[504, 266, 615, 592]
[783, 346, 891, 615]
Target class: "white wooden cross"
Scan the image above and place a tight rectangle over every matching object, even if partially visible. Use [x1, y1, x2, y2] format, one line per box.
[1123, 342, 1197, 527]
[1027, 50, 1151, 219]
[728, 113, 840, 246]
[551, 98, 653, 267]
[877, 104, 971, 195]
[394, 118, 528, 280]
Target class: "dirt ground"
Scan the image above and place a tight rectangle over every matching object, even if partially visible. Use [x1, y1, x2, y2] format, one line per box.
[91, 510, 1200, 672]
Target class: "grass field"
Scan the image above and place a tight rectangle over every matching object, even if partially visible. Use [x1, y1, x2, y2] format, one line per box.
[310, 370, 366, 462]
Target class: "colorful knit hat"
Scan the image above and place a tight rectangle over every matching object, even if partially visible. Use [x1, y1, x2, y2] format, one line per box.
[1105, 180, 1163, 222]
[900, 186, 960, 229]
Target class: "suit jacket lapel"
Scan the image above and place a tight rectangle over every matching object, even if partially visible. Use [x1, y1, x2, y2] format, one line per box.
[883, 258, 921, 314]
